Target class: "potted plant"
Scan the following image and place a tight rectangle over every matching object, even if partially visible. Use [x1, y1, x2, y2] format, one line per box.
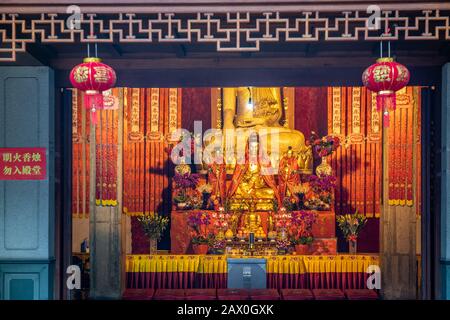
[191, 235, 211, 254]
[173, 172, 199, 209]
[187, 211, 212, 254]
[292, 236, 314, 255]
[173, 191, 188, 209]
[336, 211, 367, 254]
[289, 210, 317, 255]
[137, 213, 169, 254]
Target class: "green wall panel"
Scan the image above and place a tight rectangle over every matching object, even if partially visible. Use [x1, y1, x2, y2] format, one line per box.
[0, 67, 55, 300]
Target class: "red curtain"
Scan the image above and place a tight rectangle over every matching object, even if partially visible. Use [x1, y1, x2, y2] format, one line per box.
[72, 89, 91, 218]
[95, 89, 120, 207]
[123, 88, 180, 216]
[387, 87, 421, 209]
[181, 88, 211, 132]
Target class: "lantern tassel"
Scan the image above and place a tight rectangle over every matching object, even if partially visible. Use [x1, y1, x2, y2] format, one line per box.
[383, 111, 390, 127]
[84, 92, 104, 126]
[91, 109, 99, 125]
[376, 93, 396, 112]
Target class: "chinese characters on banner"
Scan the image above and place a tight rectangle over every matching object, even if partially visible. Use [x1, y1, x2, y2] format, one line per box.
[0, 148, 46, 180]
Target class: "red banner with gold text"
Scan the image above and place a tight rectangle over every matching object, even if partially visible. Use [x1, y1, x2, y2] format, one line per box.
[0, 147, 46, 180]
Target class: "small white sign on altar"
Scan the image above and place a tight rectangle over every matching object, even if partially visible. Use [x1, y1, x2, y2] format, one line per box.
[227, 258, 267, 289]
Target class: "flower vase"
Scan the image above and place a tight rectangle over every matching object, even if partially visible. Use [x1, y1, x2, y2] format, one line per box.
[316, 156, 332, 176]
[349, 239, 357, 254]
[295, 244, 310, 255]
[193, 244, 209, 255]
[149, 238, 157, 255]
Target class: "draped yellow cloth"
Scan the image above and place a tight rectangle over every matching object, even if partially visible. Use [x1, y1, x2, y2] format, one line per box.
[126, 254, 379, 275]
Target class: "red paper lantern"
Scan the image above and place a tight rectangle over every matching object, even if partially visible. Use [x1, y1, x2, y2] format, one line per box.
[70, 57, 116, 124]
[362, 57, 410, 126]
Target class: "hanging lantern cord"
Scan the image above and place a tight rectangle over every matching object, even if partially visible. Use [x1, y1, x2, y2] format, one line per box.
[95, 43, 98, 58]
[87, 43, 90, 58]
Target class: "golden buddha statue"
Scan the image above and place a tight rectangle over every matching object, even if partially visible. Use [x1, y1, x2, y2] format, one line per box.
[235, 162, 274, 199]
[240, 199, 263, 234]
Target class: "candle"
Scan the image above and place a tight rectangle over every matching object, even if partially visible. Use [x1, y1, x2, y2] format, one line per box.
[249, 232, 255, 245]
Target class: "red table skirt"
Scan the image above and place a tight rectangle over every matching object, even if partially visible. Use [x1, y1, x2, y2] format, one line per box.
[126, 272, 369, 290]
[267, 272, 370, 289]
[126, 272, 227, 289]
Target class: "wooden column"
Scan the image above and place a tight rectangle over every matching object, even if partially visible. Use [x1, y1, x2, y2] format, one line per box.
[89, 109, 123, 299]
[380, 109, 418, 299]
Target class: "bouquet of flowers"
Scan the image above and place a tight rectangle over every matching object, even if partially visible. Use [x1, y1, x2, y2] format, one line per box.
[187, 211, 212, 244]
[276, 239, 291, 252]
[336, 211, 367, 243]
[304, 175, 336, 210]
[289, 210, 316, 245]
[309, 132, 340, 158]
[274, 207, 292, 229]
[211, 210, 229, 233]
[138, 213, 169, 242]
[174, 173, 200, 208]
[174, 172, 199, 189]
[308, 174, 336, 193]
[210, 237, 226, 254]
[186, 191, 203, 209]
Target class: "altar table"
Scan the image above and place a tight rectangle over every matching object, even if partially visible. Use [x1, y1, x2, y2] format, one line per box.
[126, 254, 379, 290]
[170, 210, 337, 254]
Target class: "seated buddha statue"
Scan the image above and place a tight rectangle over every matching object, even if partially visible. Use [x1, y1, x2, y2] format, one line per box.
[235, 162, 274, 199]
[240, 199, 263, 234]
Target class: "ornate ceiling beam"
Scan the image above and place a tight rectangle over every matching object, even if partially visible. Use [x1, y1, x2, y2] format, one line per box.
[2, 1, 450, 13]
[1, 9, 450, 61]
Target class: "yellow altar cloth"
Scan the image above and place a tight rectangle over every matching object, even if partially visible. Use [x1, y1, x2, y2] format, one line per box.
[126, 254, 379, 275]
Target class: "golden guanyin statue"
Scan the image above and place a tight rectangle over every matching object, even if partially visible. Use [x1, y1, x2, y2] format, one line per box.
[222, 87, 312, 210]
